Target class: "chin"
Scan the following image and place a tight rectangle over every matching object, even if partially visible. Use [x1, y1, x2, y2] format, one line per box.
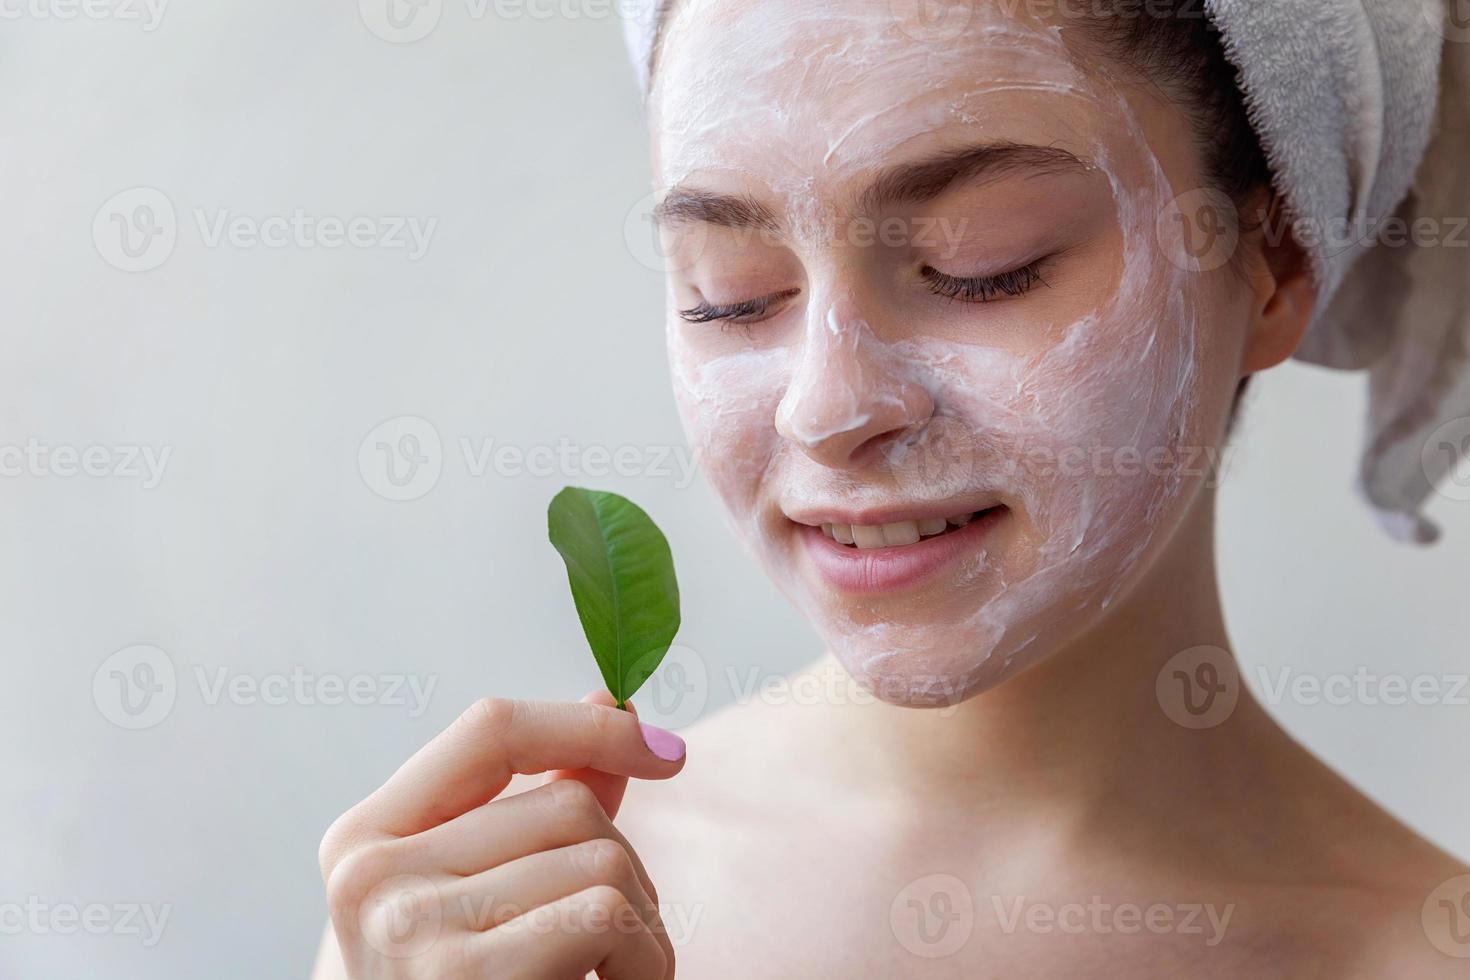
[808, 607, 1066, 708]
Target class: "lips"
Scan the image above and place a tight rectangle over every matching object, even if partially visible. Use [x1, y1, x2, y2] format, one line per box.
[792, 505, 1007, 594]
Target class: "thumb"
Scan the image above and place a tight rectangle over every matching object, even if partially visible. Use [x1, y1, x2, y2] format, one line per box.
[540, 690, 644, 819]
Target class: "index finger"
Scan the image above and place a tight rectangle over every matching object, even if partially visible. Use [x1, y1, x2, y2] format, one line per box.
[338, 697, 685, 842]
[542, 690, 642, 819]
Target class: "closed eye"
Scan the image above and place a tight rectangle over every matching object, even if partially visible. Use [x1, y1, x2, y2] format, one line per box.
[679, 288, 800, 325]
[922, 260, 1048, 303]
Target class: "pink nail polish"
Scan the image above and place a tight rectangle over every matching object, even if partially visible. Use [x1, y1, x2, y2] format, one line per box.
[639, 722, 686, 762]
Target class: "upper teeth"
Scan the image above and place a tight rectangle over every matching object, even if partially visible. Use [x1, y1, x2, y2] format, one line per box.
[820, 513, 976, 549]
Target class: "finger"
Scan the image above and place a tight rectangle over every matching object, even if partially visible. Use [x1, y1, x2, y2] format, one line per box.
[451, 840, 676, 978]
[324, 697, 685, 869]
[444, 839, 661, 941]
[406, 779, 660, 909]
[473, 886, 670, 980]
[542, 690, 635, 819]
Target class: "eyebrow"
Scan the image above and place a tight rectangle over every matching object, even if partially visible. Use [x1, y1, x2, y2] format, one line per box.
[653, 142, 1090, 232]
[858, 142, 1090, 213]
[652, 189, 780, 232]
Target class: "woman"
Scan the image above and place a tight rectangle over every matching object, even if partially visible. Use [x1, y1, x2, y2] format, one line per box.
[314, 0, 1470, 975]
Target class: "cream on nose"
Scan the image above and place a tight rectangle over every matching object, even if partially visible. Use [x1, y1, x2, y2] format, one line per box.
[774, 302, 934, 468]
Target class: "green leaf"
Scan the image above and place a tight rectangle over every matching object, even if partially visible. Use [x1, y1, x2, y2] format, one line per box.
[547, 487, 681, 709]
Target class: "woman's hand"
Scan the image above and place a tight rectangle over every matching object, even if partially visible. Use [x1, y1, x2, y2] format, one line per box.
[318, 693, 686, 979]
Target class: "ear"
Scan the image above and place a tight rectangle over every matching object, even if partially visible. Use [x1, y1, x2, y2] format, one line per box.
[1241, 195, 1317, 374]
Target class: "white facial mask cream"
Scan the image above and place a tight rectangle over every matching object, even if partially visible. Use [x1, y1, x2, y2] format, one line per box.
[651, 0, 1228, 706]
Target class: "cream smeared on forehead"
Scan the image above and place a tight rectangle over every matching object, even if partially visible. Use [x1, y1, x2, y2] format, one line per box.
[652, 1, 1095, 220]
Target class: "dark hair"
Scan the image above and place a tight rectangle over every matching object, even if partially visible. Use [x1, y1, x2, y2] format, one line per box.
[1072, 3, 1272, 209]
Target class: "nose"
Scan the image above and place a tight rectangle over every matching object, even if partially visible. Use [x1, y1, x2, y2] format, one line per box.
[774, 298, 935, 469]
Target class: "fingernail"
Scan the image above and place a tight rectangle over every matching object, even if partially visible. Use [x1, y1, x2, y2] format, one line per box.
[639, 722, 685, 762]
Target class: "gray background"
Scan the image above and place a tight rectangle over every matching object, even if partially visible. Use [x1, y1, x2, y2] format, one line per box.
[2, 3, 1466, 977]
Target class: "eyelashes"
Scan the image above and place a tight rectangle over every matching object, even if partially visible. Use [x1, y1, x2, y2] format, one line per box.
[678, 260, 1050, 325]
[677, 288, 800, 325]
[921, 260, 1047, 303]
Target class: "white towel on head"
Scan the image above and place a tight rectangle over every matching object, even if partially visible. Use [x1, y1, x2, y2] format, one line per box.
[619, 0, 1470, 542]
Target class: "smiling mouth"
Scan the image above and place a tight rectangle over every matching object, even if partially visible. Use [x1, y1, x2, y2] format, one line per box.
[794, 504, 1008, 594]
[818, 508, 1000, 550]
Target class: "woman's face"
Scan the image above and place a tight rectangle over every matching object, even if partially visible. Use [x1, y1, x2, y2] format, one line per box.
[649, 0, 1252, 706]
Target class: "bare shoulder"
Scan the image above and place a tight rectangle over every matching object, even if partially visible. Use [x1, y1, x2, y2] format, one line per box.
[1346, 857, 1470, 977]
[1348, 827, 1470, 976]
[1220, 721, 1470, 974]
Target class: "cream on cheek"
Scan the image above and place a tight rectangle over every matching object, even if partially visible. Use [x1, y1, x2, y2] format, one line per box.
[659, 4, 1211, 705]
